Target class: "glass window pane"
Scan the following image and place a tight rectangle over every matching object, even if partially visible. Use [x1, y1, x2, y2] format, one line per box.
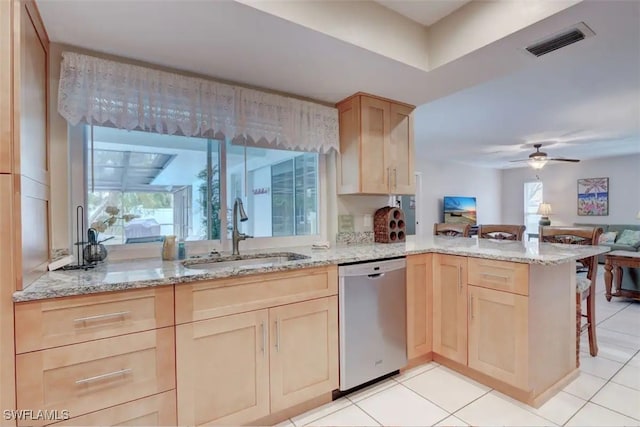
[86, 126, 220, 245]
[226, 141, 318, 238]
[524, 182, 543, 235]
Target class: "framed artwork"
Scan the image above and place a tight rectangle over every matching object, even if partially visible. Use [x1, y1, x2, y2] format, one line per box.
[577, 177, 609, 216]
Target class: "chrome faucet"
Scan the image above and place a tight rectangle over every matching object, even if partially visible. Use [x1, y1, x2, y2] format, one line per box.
[232, 198, 252, 255]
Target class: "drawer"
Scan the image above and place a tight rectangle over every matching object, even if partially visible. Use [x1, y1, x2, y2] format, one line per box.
[16, 328, 175, 426]
[15, 287, 174, 353]
[175, 266, 337, 323]
[46, 391, 176, 426]
[468, 258, 529, 295]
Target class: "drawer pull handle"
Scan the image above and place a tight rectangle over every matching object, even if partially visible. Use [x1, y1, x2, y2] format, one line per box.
[75, 368, 132, 385]
[480, 273, 509, 281]
[74, 311, 130, 325]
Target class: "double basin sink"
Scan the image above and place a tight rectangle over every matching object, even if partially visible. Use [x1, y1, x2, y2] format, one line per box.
[183, 252, 310, 270]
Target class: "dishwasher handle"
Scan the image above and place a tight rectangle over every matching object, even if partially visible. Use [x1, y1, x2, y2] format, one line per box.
[339, 258, 406, 277]
[367, 273, 385, 279]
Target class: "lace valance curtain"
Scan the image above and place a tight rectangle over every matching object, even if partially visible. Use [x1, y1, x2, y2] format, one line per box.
[58, 52, 339, 153]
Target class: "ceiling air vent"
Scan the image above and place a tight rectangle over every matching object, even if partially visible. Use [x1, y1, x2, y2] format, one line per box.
[525, 22, 595, 57]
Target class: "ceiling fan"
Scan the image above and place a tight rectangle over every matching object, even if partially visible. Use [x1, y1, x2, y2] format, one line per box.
[510, 143, 580, 169]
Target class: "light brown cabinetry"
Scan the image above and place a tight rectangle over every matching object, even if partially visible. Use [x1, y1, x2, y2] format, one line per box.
[336, 93, 415, 195]
[269, 296, 338, 413]
[16, 328, 175, 426]
[406, 254, 433, 361]
[433, 254, 467, 365]
[468, 285, 528, 388]
[468, 258, 529, 295]
[15, 286, 174, 353]
[48, 390, 177, 426]
[175, 266, 339, 425]
[14, 288, 177, 426]
[176, 310, 271, 426]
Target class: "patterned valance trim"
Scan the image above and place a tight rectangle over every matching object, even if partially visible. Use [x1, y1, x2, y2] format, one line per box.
[58, 52, 339, 153]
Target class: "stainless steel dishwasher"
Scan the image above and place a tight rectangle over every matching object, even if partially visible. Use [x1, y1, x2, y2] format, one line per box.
[338, 258, 407, 391]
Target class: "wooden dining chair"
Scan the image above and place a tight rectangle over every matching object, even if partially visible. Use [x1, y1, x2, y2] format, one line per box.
[433, 223, 471, 237]
[540, 226, 603, 367]
[478, 224, 526, 241]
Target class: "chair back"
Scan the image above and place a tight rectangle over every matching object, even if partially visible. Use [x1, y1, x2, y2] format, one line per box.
[433, 223, 471, 237]
[540, 226, 603, 281]
[478, 224, 526, 241]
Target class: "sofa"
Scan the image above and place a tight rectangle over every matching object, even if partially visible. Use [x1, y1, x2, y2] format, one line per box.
[574, 223, 640, 262]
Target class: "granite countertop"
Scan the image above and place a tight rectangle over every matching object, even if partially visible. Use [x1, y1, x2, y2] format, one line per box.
[14, 236, 609, 302]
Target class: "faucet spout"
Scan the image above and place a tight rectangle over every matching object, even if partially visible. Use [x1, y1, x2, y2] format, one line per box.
[232, 198, 252, 255]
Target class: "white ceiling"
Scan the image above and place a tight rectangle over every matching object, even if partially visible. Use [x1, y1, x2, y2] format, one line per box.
[374, 0, 470, 26]
[36, 0, 640, 169]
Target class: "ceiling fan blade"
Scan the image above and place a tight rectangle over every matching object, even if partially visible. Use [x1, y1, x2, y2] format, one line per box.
[509, 159, 530, 163]
[549, 158, 580, 162]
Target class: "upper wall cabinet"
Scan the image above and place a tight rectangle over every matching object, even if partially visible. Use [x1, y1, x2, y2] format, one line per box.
[336, 93, 415, 195]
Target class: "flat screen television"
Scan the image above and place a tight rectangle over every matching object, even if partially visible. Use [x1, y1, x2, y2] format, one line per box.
[443, 196, 477, 225]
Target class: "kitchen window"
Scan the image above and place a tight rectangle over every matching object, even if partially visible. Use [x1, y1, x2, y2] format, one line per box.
[78, 125, 321, 250]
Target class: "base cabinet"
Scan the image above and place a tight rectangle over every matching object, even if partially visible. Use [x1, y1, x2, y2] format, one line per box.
[433, 254, 468, 365]
[176, 310, 270, 426]
[270, 296, 338, 413]
[406, 254, 433, 360]
[176, 296, 338, 425]
[468, 285, 528, 388]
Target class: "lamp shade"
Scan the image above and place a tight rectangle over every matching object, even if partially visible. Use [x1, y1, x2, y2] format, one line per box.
[529, 158, 548, 170]
[537, 203, 553, 215]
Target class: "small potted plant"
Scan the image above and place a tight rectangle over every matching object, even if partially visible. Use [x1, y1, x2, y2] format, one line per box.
[86, 206, 138, 262]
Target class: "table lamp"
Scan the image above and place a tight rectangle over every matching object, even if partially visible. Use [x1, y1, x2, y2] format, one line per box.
[537, 203, 552, 226]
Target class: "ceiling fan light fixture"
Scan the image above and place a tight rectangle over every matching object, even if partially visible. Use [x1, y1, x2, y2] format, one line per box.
[529, 158, 548, 169]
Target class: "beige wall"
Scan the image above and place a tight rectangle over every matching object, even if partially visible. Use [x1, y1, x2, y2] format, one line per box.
[427, 0, 581, 69]
[237, 0, 430, 70]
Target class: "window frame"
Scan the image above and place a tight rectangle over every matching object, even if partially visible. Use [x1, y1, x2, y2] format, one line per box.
[70, 124, 327, 260]
[523, 181, 543, 238]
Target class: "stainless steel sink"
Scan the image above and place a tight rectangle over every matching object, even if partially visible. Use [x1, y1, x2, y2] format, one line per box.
[183, 252, 309, 270]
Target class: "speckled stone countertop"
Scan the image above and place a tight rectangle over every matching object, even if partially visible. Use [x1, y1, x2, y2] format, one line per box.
[14, 236, 609, 302]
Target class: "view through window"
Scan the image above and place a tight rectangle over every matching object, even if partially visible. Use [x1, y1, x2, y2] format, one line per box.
[85, 126, 318, 245]
[524, 181, 543, 236]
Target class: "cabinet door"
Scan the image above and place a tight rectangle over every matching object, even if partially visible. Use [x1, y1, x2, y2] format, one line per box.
[0, 0, 11, 173]
[336, 96, 361, 194]
[360, 96, 390, 194]
[433, 254, 468, 365]
[176, 310, 270, 426]
[269, 296, 338, 413]
[407, 254, 433, 360]
[468, 286, 528, 389]
[389, 103, 414, 194]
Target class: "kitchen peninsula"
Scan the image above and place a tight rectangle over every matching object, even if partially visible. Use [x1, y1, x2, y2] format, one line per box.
[13, 237, 607, 426]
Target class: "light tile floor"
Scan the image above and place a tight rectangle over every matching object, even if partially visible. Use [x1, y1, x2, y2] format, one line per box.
[279, 270, 640, 426]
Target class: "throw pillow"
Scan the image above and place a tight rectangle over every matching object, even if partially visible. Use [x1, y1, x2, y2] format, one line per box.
[599, 231, 618, 245]
[616, 229, 640, 246]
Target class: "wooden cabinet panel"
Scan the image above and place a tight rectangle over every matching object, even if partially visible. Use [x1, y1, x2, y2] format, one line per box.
[468, 285, 528, 389]
[16, 328, 175, 426]
[175, 266, 337, 324]
[336, 96, 360, 195]
[15, 286, 175, 353]
[389, 103, 414, 194]
[176, 310, 270, 426]
[19, 2, 48, 184]
[433, 254, 468, 365]
[336, 93, 415, 195]
[360, 96, 390, 194]
[47, 391, 177, 426]
[0, 1, 12, 173]
[407, 254, 432, 360]
[269, 296, 338, 413]
[468, 258, 529, 296]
